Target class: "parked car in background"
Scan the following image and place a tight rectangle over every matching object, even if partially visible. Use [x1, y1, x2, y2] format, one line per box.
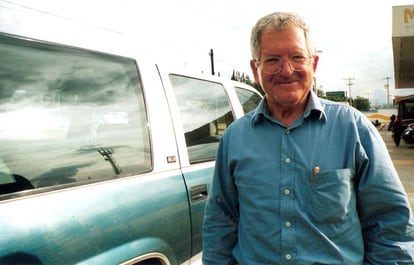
[0, 32, 262, 265]
[402, 123, 414, 145]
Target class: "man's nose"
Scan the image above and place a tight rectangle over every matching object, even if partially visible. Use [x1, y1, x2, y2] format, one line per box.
[279, 60, 294, 75]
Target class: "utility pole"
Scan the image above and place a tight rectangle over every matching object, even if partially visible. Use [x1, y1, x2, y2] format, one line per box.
[209, 49, 215, 76]
[343, 77, 355, 106]
[366, 92, 371, 109]
[384, 77, 391, 107]
[98, 147, 123, 175]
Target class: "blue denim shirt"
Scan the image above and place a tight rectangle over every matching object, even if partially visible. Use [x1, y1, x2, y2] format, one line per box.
[202, 91, 414, 265]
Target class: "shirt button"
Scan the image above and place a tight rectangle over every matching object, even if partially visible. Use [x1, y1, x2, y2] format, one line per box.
[285, 254, 291, 260]
[284, 189, 290, 195]
[285, 130, 290, 134]
[285, 221, 292, 227]
[285, 158, 291, 163]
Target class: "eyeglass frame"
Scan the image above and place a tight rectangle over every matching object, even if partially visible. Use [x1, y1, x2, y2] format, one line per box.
[254, 54, 314, 74]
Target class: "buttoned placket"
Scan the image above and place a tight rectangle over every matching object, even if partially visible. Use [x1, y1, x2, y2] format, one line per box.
[280, 128, 296, 263]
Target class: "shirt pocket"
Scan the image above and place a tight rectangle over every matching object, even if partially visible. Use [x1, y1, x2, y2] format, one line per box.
[310, 168, 354, 223]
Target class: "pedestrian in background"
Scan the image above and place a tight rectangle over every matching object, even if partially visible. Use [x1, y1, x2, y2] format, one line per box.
[389, 113, 396, 131]
[393, 114, 405, 146]
[202, 11, 414, 265]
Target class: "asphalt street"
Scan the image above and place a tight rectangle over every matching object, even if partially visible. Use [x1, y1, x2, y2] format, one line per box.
[379, 129, 414, 211]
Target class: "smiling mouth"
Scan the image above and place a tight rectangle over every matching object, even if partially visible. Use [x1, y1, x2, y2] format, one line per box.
[276, 80, 296, 85]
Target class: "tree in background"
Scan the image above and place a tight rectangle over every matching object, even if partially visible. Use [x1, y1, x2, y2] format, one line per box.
[353, 96, 370, 111]
[231, 70, 264, 95]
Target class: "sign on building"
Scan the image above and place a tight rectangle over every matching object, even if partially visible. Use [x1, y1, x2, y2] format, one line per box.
[393, 5, 414, 37]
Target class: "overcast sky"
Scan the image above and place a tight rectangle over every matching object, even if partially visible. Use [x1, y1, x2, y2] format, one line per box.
[1, 0, 413, 106]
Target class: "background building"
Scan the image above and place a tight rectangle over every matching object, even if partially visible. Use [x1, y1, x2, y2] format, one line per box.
[392, 5, 414, 89]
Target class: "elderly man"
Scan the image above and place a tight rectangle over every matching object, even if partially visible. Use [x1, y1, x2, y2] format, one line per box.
[202, 11, 414, 265]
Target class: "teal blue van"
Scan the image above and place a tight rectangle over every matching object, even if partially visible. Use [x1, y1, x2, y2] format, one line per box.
[0, 32, 262, 265]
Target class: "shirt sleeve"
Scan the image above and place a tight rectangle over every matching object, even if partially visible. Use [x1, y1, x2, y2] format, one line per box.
[202, 131, 239, 265]
[356, 117, 414, 264]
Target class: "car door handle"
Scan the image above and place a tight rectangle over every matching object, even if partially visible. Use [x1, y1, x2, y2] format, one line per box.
[190, 184, 208, 203]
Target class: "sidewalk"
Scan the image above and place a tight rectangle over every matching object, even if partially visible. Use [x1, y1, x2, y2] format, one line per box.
[379, 129, 414, 209]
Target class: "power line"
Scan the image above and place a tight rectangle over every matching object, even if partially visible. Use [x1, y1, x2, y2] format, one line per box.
[352, 78, 390, 85]
[1, 0, 121, 34]
[223, 0, 249, 16]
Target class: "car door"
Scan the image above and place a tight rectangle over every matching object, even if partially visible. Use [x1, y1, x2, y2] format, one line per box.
[163, 72, 262, 259]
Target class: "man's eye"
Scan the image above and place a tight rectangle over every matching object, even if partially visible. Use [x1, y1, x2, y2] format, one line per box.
[265, 57, 281, 65]
[291, 55, 307, 62]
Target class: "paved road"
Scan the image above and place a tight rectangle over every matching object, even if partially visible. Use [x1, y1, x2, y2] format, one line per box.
[379, 129, 414, 211]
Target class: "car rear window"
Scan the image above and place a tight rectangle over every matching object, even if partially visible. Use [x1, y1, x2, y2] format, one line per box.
[169, 74, 235, 164]
[235, 86, 262, 114]
[0, 34, 151, 198]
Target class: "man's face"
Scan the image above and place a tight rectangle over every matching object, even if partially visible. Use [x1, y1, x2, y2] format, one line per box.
[251, 27, 319, 108]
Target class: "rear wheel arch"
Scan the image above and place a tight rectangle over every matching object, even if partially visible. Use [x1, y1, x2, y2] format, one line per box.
[120, 253, 170, 265]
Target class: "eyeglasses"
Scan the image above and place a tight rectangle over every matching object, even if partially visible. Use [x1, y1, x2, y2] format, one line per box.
[255, 54, 313, 74]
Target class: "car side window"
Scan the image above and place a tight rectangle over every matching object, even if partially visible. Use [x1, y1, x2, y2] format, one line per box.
[0, 34, 151, 197]
[235, 86, 262, 113]
[169, 75, 235, 164]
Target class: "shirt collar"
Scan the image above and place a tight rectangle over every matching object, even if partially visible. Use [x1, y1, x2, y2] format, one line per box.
[251, 90, 327, 127]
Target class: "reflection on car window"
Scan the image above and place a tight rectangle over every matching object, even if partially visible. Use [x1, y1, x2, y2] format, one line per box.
[235, 86, 262, 114]
[169, 75, 235, 164]
[0, 34, 151, 197]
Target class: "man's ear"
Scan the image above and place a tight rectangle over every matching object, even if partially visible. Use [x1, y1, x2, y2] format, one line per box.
[250, 60, 260, 83]
[312, 55, 319, 72]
